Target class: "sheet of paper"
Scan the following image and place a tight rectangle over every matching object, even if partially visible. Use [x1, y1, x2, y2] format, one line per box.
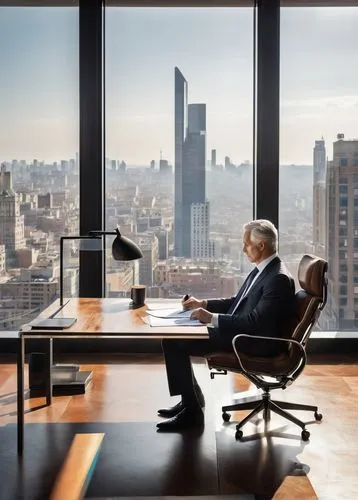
[146, 315, 204, 327]
[146, 308, 191, 319]
[146, 302, 182, 311]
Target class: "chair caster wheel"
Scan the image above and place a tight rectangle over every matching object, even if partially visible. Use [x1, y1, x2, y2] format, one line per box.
[235, 429, 243, 440]
[301, 429, 310, 441]
[222, 412, 231, 422]
[314, 411, 323, 421]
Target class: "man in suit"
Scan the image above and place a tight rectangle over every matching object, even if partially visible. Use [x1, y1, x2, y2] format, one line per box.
[157, 219, 296, 431]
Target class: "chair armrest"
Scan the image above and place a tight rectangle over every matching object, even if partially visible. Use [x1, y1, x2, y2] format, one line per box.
[232, 334, 306, 381]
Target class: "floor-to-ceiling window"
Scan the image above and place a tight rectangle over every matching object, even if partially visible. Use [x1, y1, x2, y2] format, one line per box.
[0, 0, 355, 346]
[104, 4, 254, 301]
[0, 4, 79, 331]
[280, 6, 358, 331]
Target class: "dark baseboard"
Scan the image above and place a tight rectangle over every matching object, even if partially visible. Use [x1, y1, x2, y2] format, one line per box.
[0, 335, 358, 362]
[307, 335, 358, 355]
[0, 337, 163, 356]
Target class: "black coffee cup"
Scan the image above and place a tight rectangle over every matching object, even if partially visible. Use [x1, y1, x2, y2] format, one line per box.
[130, 285, 146, 307]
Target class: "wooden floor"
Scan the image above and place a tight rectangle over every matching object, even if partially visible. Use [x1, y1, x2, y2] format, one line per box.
[1, 354, 358, 499]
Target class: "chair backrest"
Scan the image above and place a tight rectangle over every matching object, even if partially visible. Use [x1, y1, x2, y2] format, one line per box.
[289, 254, 328, 346]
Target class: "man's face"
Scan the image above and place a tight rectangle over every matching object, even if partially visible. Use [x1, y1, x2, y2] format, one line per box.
[242, 231, 264, 264]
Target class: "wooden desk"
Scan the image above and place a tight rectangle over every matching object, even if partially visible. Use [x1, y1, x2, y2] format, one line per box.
[17, 298, 209, 455]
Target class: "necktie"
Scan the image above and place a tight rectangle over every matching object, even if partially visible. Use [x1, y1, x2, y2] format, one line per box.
[228, 267, 259, 315]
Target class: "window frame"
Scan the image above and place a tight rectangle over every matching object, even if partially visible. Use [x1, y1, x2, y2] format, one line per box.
[1, 0, 356, 349]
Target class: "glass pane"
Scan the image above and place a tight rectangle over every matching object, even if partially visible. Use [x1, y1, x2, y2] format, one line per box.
[62, 237, 108, 301]
[280, 7, 358, 331]
[105, 6, 254, 300]
[0, 6, 79, 331]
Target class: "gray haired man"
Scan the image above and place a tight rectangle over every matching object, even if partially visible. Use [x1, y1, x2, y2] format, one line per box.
[157, 219, 295, 431]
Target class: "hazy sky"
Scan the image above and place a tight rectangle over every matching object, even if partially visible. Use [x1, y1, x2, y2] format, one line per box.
[0, 6, 358, 165]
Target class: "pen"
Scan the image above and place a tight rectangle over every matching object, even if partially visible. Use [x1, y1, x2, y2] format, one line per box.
[178, 294, 191, 314]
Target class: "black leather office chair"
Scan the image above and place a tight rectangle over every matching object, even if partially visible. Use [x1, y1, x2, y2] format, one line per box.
[206, 254, 328, 441]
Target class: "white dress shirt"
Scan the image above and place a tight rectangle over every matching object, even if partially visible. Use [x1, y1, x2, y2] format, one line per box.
[210, 253, 278, 328]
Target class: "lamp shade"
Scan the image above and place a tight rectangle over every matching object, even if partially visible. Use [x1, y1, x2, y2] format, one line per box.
[112, 228, 143, 261]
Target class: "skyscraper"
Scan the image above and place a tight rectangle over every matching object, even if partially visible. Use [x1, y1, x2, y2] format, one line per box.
[326, 134, 358, 330]
[191, 201, 214, 259]
[0, 165, 25, 267]
[174, 67, 188, 257]
[313, 138, 326, 183]
[174, 67, 207, 257]
[313, 138, 326, 255]
[211, 149, 216, 169]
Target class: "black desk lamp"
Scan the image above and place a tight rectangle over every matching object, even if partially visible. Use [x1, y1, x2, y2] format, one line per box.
[28, 228, 142, 397]
[60, 227, 143, 306]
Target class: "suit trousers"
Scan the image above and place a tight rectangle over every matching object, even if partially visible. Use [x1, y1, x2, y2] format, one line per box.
[162, 338, 231, 398]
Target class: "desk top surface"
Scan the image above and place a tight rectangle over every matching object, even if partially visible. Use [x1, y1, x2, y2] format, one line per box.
[20, 298, 209, 339]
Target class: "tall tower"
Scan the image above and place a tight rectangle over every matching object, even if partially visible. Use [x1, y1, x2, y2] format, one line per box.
[211, 149, 216, 169]
[0, 164, 25, 267]
[313, 137, 326, 183]
[313, 138, 326, 255]
[174, 67, 188, 256]
[174, 68, 207, 257]
[326, 134, 358, 330]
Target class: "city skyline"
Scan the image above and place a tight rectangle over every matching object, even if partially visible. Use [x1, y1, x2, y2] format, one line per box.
[1, 7, 358, 164]
[0, 130, 353, 331]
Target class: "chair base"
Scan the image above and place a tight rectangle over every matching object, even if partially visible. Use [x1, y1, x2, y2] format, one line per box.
[222, 392, 322, 441]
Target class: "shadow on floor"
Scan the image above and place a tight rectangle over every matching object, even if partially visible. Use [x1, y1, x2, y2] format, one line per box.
[0, 421, 312, 500]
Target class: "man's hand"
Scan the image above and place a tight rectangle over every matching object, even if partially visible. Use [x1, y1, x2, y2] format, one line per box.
[182, 296, 206, 310]
[190, 308, 213, 324]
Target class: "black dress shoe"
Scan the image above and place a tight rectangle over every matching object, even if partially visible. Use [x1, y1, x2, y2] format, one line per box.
[157, 387, 205, 418]
[156, 406, 204, 431]
[158, 400, 184, 418]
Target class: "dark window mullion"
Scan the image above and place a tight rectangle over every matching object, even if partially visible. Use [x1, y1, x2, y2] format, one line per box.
[79, 0, 104, 298]
[255, 0, 280, 230]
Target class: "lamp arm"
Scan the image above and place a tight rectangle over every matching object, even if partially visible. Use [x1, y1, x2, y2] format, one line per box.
[87, 230, 118, 237]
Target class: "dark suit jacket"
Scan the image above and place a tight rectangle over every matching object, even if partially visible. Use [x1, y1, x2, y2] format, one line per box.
[206, 256, 296, 357]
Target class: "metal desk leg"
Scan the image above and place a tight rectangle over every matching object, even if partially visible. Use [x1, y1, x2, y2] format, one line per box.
[45, 339, 53, 406]
[17, 334, 25, 456]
